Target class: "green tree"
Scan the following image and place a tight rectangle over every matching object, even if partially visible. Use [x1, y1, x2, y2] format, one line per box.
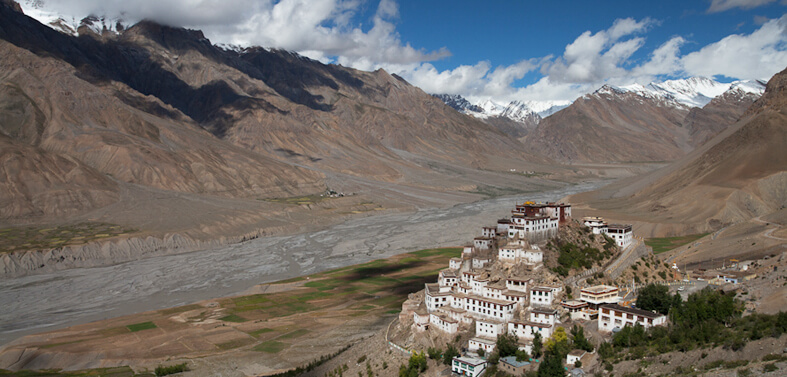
[442, 344, 460, 366]
[496, 331, 519, 357]
[570, 325, 594, 352]
[427, 347, 441, 360]
[515, 349, 530, 362]
[636, 283, 674, 315]
[532, 332, 543, 359]
[537, 349, 565, 377]
[545, 327, 570, 357]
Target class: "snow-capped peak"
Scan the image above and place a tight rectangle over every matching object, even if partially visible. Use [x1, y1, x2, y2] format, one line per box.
[593, 77, 765, 108]
[20, 0, 131, 37]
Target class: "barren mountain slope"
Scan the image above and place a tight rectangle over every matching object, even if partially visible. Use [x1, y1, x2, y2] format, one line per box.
[683, 88, 761, 147]
[0, 1, 565, 225]
[523, 88, 692, 163]
[569, 67, 787, 236]
[0, 26, 325, 221]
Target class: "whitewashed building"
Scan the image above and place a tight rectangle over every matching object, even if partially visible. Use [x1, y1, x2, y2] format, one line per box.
[474, 237, 494, 250]
[583, 217, 608, 234]
[430, 313, 459, 334]
[439, 269, 458, 287]
[452, 356, 487, 377]
[567, 350, 587, 366]
[449, 258, 463, 271]
[530, 286, 555, 306]
[530, 307, 558, 326]
[598, 304, 667, 332]
[462, 294, 517, 322]
[413, 310, 429, 331]
[468, 337, 496, 354]
[508, 213, 559, 241]
[503, 290, 528, 309]
[425, 283, 451, 311]
[476, 319, 505, 338]
[506, 277, 530, 293]
[498, 244, 543, 265]
[483, 283, 506, 300]
[508, 320, 553, 340]
[579, 285, 620, 307]
[607, 224, 633, 248]
[481, 226, 497, 238]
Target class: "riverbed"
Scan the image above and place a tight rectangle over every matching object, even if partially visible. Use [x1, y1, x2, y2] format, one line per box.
[0, 181, 603, 346]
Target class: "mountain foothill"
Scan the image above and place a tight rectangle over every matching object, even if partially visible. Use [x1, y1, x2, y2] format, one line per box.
[0, 0, 785, 253]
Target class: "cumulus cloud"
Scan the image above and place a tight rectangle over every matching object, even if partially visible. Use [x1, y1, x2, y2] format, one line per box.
[399, 15, 786, 104]
[681, 15, 787, 79]
[34, 0, 449, 67]
[543, 18, 653, 83]
[708, 0, 776, 13]
[25, 1, 787, 105]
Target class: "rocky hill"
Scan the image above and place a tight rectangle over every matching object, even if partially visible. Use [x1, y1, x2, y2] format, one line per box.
[522, 79, 764, 163]
[0, 1, 555, 224]
[569, 66, 787, 236]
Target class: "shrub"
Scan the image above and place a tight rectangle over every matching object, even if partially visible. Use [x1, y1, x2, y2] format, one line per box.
[443, 344, 460, 366]
[155, 363, 188, 376]
[763, 363, 778, 373]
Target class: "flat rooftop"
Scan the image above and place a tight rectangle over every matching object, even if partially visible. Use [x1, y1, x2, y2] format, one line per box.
[581, 285, 619, 294]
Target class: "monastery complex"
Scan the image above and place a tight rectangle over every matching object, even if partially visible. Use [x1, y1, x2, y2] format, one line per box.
[398, 201, 665, 375]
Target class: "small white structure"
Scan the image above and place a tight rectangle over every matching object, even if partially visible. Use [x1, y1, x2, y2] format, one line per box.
[474, 237, 494, 250]
[508, 320, 552, 340]
[430, 313, 459, 334]
[530, 286, 555, 306]
[503, 290, 528, 309]
[567, 349, 587, 366]
[506, 277, 530, 293]
[425, 283, 451, 311]
[468, 337, 496, 354]
[439, 269, 458, 287]
[462, 271, 479, 284]
[476, 319, 504, 338]
[442, 306, 471, 324]
[530, 307, 558, 326]
[452, 356, 487, 377]
[583, 217, 608, 234]
[462, 294, 517, 322]
[508, 214, 559, 241]
[463, 246, 474, 256]
[498, 245, 543, 265]
[561, 300, 591, 320]
[598, 304, 667, 332]
[607, 224, 633, 248]
[579, 285, 620, 307]
[413, 310, 429, 332]
[481, 226, 497, 238]
[449, 258, 463, 271]
[483, 283, 506, 300]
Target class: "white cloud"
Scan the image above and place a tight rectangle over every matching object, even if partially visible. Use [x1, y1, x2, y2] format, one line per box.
[24, 2, 787, 106]
[400, 15, 786, 104]
[681, 15, 787, 79]
[708, 0, 776, 13]
[32, 0, 449, 68]
[543, 18, 653, 83]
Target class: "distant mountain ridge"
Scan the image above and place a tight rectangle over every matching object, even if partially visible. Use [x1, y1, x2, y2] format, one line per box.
[0, 0, 552, 221]
[570, 66, 787, 236]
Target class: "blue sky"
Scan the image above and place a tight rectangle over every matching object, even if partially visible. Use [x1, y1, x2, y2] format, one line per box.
[24, 0, 787, 105]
